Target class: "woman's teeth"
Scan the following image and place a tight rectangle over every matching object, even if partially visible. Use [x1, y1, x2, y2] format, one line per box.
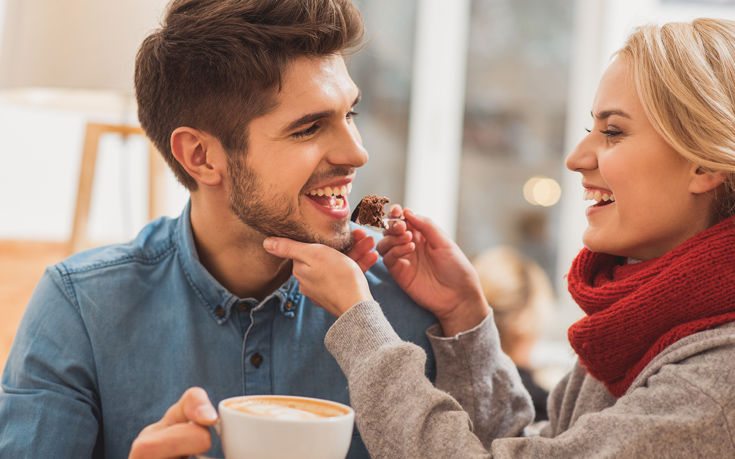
[307, 183, 352, 198]
[584, 189, 615, 204]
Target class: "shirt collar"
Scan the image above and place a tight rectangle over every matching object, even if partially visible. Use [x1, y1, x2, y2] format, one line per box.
[174, 201, 299, 324]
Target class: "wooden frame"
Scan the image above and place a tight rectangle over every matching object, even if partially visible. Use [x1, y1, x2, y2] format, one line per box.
[68, 122, 165, 253]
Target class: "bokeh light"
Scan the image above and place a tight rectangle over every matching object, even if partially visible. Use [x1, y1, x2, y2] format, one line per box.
[523, 176, 561, 207]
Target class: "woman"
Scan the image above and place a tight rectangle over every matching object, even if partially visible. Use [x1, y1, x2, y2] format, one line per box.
[264, 18, 735, 457]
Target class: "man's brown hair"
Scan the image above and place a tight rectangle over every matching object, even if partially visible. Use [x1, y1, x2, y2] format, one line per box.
[135, 0, 365, 190]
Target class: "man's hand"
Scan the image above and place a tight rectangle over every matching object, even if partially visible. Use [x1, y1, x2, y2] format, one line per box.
[377, 206, 490, 336]
[263, 233, 374, 317]
[129, 387, 218, 459]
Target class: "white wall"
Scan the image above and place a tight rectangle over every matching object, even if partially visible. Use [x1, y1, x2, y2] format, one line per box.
[0, 1, 187, 244]
[0, 103, 187, 243]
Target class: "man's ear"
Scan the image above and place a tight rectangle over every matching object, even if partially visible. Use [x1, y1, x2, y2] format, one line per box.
[689, 165, 727, 194]
[170, 127, 226, 186]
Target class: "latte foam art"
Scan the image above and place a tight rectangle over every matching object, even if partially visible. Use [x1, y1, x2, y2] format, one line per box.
[241, 402, 321, 420]
[225, 396, 348, 420]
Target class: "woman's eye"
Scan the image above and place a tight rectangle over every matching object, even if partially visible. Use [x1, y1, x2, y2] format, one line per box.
[292, 123, 320, 138]
[584, 127, 591, 133]
[600, 129, 622, 137]
[346, 110, 359, 120]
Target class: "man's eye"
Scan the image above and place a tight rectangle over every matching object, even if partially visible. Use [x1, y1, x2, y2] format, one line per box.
[293, 123, 320, 138]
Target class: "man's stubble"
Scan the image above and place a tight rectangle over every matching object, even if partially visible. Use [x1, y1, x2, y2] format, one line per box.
[227, 154, 353, 252]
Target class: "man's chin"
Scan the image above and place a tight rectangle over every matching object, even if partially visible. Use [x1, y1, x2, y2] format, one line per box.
[313, 226, 352, 253]
[272, 220, 351, 252]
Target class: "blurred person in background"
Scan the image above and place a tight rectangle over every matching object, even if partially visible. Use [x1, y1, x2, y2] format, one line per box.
[472, 245, 553, 422]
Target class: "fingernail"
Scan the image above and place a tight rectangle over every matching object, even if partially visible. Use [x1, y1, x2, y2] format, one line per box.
[197, 404, 218, 422]
[263, 238, 275, 251]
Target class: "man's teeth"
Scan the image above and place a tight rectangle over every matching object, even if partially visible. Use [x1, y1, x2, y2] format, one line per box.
[583, 189, 615, 203]
[307, 183, 352, 197]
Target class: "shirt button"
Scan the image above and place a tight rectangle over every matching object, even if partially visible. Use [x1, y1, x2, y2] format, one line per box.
[285, 301, 294, 311]
[238, 302, 250, 312]
[214, 306, 225, 318]
[250, 353, 263, 368]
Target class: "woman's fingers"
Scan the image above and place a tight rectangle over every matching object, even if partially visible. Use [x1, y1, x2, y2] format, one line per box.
[402, 209, 449, 248]
[376, 230, 413, 256]
[387, 203, 403, 218]
[347, 232, 375, 261]
[381, 242, 416, 267]
[355, 250, 379, 273]
[263, 237, 316, 265]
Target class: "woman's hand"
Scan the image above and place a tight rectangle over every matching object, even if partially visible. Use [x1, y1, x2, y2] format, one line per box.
[345, 228, 380, 273]
[263, 230, 375, 317]
[378, 206, 489, 336]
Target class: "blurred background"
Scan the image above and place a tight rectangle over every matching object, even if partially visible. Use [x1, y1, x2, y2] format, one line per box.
[2, 0, 735, 382]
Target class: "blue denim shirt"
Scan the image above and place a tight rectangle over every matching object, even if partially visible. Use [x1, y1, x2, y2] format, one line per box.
[0, 202, 437, 458]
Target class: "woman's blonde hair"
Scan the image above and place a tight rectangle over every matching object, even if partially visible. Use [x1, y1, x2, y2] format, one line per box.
[617, 18, 735, 220]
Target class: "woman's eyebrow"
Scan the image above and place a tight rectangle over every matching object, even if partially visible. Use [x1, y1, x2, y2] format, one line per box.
[591, 109, 631, 120]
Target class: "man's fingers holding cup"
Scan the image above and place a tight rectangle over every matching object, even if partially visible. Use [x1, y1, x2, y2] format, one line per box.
[159, 387, 218, 428]
[130, 422, 212, 459]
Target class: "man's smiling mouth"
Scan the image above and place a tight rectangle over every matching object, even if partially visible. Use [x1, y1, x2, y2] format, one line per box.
[306, 183, 352, 209]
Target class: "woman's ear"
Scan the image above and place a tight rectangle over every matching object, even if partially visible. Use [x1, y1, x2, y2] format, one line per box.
[689, 165, 727, 194]
[170, 127, 226, 186]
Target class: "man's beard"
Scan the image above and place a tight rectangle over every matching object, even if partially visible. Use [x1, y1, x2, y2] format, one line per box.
[227, 155, 352, 252]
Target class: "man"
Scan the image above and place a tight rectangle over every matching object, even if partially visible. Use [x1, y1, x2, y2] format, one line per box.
[0, 1, 437, 457]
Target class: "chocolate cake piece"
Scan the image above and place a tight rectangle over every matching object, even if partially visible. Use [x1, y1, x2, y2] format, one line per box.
[351, 195, 390, 229]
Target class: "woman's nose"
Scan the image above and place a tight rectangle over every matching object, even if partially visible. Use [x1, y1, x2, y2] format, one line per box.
[565, 132, 597, 172]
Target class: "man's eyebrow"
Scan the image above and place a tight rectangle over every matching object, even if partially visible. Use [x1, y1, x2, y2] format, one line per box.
[591, 109, 631, 120]
[282, 91, 362, 134]
[283, 110, 333, 133]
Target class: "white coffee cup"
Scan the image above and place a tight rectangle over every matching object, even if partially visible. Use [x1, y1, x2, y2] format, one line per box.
[216, 394, 355, 459]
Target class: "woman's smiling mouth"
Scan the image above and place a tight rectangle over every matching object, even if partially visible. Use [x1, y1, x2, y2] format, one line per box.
[584, 188, 615, 207]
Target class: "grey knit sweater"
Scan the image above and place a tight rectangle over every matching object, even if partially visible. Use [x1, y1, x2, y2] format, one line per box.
[325, 300, 735, 458]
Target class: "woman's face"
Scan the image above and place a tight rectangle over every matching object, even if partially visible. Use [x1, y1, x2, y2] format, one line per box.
[565, 57, 715, 260]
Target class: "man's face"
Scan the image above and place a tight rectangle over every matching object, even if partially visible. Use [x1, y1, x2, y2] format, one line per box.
[228, 55, 367, 252]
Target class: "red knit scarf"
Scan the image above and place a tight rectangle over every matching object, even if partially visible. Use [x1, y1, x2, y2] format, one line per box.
[566, 216, 735, 397]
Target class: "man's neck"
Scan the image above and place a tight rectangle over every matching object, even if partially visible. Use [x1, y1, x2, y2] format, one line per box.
[190, 197, 292, 301]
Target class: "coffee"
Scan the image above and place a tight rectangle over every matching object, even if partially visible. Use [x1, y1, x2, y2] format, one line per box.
[224, 396, 350, 420]
[218, 395, 354, 459]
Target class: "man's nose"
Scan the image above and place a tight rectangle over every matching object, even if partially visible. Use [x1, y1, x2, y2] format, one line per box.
[326, 122, 369, 168]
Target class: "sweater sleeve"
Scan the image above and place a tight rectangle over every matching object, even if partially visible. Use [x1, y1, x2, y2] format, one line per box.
[427, 313, 535, 448]
[325, 300, 533, 459]
[489, 328, 735, 458]
[326, 300, 735, 458]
